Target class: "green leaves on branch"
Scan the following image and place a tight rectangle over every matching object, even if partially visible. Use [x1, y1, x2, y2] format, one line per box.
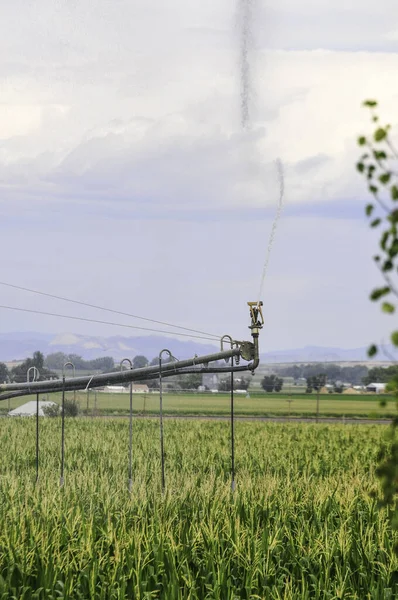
[392, 186, 398, 201]
[382, 302, 395, 314]
[369, 185, 378, 196]
[379, 173, 392, 185]
[370, 286, 390, 301]
[363, 100, 378, 108]
[391, 331, 398, 347]
[374, 150, 388, 161]
[374, 128, 388, 142]
[365, 204, 374, 216]
[368, 344, 378, 357]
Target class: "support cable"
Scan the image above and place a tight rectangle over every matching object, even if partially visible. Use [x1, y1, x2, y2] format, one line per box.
[0, 280, 220, 340]
[0, 305, 218, 342]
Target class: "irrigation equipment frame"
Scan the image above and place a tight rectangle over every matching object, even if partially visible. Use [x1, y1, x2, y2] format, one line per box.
[1, 302, 263, 490]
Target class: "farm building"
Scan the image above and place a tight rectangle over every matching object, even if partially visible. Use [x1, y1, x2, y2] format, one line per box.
[101, 384, 150, 394]
[132, 384, 149, 394]
[8, 400, 58, 417]
[366, 383, 387, 393]
[102, 385, 128, 393]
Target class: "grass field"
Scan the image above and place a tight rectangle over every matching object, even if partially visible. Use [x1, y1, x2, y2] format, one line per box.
[1, 391, 396, 418]
[0, 419, 397, 598]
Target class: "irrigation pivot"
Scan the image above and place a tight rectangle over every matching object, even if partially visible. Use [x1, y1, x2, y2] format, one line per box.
[0, 304, 263, 488]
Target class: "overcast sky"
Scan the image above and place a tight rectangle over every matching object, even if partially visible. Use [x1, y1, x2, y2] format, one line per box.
[0, 0, 398, 352]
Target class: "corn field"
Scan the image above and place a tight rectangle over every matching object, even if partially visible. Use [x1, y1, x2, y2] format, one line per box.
[0, 418, 397, 599]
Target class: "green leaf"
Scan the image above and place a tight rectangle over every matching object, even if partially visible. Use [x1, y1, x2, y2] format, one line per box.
[365, 204, 374, 216]
[373, 116, 379, 123]
[368, 344, 378, 357]
[357, 162, 365, 173]
[390, 240, 398, 259]
[373, 150, 387, 160]
[374, 255, 381, 262]
[391, 185, 398, 201]
[380, 231, 389, 249]
[363, 100, 378, 107]
[358, 136, 367, 146]
[379, 172, 391, 184]
[370, 286, 390, 300]
[374, 128, 387, 142]
[382, 302, 395, 313]
[389, 210, 398, 224]
[370, 218, 381, 227]
[383, 259, 393, 271]
[369, 185, 378, 195]
[391, 331, 398, 346]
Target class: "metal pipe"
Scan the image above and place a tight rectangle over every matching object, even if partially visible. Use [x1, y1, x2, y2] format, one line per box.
[0, 361, 255, 403]
[120, 358, 133, 493]
[0, 348, 242, 398]
[0, 304, 263, 402]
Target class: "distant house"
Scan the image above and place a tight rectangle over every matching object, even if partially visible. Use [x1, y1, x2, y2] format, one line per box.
[366, 383, 387, 394]
[102, 385, 128, 394]
[132, 384, 149, 394]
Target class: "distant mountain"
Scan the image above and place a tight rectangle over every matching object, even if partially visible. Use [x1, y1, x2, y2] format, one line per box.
[0, 333, 393, 364]
[0, 332, 219, 362]
[260, 345, 395, 363]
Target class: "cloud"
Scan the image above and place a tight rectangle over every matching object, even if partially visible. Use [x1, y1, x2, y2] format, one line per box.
[0, 1, 396, 349]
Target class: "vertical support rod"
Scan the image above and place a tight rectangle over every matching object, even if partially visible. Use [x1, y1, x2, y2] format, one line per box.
[36, 392, 39, 483]
[231, 368, 235, 492]
[129, 381, 133, 492]
[60, 376, 65, 487]
[120, 358, 133, 492]
[159, 356, 165, 493]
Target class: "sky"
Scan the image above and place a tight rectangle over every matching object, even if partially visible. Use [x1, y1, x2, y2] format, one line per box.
[0, 0, 398, 353]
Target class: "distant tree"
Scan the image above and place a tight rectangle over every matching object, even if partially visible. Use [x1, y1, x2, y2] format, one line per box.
[274, 377, 283, 392]
[312, 374, 327, 391]
[89, 357, 115, 372]
[0, 362, 9, 383]
[261, 375, 277, 392]
[363, 365, 398, 386]
[306, 374, 326, 393]
[44, 352, 68, 370]
[133, 355, 149, 369]
[150, 357, 160, 366]
[11, 351, 57, 383]
[177, 373, 202, 390]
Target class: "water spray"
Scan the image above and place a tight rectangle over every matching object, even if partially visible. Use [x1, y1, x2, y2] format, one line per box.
[257, 159, 285, 306]
[238, 0, 254, 129]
